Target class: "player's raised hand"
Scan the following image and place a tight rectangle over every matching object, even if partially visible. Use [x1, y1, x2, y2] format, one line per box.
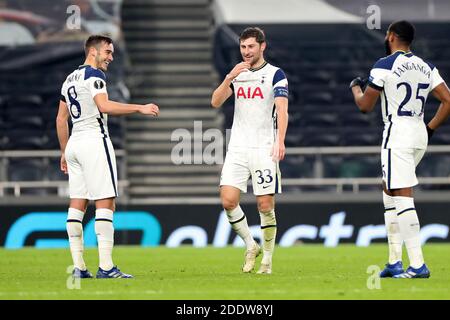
[140, 103, 159, 116]
[60, 154, 68, 175]
[349, 77, 368, 91]
[227, 62, 251, 80]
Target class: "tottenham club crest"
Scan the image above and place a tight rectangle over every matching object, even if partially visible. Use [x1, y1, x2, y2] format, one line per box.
[94, 80, 105, 89]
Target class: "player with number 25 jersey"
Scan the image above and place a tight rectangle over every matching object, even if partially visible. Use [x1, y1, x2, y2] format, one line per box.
[350, 21, 450, 279]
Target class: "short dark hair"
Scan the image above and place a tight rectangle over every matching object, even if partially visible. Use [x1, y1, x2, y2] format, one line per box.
[239, 27, 265, 44]
[84, 35, 113, 56]
[388, 20, 415, 45]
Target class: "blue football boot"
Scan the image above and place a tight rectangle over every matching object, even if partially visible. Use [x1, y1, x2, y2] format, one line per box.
[72, 267, 93, 279]
[393, 264, 430, 279]
[379, 261, 404, 278]
[96, 266, 133, 279]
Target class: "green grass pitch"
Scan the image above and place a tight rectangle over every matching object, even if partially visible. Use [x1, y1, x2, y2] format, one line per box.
[1, 244, 449, 300]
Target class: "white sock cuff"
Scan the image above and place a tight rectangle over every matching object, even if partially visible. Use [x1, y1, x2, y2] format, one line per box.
[68, 208, 84, 222]
[259, 210, 276, 227]
[393, 196, 415, 215]
[225, 205, 245, 221]
[95, 208, 113, 222]
[382, 192, 395, 211]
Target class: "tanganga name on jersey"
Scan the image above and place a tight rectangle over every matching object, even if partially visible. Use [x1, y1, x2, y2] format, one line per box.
[368, 51, 444, 149]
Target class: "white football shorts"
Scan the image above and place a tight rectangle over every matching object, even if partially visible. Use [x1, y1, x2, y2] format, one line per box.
[65, 136, 118, 200]
[381, 148, 426, 190]
[220, 147, 281, 195]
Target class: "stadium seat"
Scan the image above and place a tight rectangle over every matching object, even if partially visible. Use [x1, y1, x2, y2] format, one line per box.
[343, 155, 380, 178]
[302, 132, 341, 147]
[429, 132, 450, 145]
[322, 155, 343, 178]
[301, 112, 339, 128]
[303, 91, 334, 105]
[288, 110, 302, 126]
[47, 159, 67, 181]
[5, 129, 46, 150]
[8, 159, 45, 181]
[281, 156, 316, 178]
[285, 128, 303, 147]
[341, 129, 381, 146]
[341, 112, 375, 127]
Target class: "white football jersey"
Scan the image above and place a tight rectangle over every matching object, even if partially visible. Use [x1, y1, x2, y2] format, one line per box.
[60, 65, 109, 138]
[368, 50, 444, 149]
[228, 62, 289, 149]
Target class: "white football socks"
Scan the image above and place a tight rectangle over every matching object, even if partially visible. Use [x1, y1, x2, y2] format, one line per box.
[66, 208, 86, 270]
[259, 210, 277, 265]
[225, 205, 255, 250]
[383, 192, 402, 264]
[394, 196, 424, 269]
[95, 208, 114, 271]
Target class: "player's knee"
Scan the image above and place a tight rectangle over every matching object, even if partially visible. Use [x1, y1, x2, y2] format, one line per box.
[257, 201, 274, 214]
[222, 197, 239, 211]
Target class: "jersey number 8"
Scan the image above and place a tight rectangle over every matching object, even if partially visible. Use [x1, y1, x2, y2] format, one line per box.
[67, 86, 81, 119]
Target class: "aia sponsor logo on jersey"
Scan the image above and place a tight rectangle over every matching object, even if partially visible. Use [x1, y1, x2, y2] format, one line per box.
[236, 86, 264, 99]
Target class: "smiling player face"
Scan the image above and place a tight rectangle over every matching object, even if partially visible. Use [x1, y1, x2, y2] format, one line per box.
[94, 42, 114, 71]
[240, 37, 266, 67]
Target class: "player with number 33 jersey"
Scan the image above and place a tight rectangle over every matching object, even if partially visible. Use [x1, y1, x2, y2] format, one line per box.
[211, 27, 289, 275]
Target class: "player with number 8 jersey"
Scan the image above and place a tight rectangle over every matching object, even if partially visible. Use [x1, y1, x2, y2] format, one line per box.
[57, 35, 159, 279]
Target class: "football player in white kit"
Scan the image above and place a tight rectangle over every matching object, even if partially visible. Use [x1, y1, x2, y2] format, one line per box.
[211, 27, 289, 274]
[56, 35, 160, 278]
[350, 21, 450, 278]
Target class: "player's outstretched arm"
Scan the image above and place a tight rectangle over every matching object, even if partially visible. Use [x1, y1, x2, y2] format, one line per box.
[211, 62, 250, 108]
[427, 82, 450, 136]
[56, 100, 69, 174]
[350, 78, 380, 113]
[94, 93, 159, 116]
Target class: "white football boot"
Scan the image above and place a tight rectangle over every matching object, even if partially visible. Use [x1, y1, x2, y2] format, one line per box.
[257, 262, 272, 274]
[242, 242, 261, 273]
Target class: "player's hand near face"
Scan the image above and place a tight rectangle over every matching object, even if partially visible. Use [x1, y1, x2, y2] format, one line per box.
[60, 154, 68, 175]
[227, 62, 251, 80]
[140, 103, 160, 116]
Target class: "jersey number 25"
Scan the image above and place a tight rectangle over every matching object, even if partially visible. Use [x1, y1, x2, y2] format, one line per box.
[397, 82, 430, 116]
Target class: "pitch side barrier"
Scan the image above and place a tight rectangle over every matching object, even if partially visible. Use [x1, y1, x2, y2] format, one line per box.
[0, 202, 449, 248]
[0, 150, 128, 198]
[283, 145, 450, 193]
[1, 146, 450, 200]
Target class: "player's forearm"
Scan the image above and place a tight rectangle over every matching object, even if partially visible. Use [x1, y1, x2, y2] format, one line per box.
[428, 101, 450, 130]
[56, 119, 69, 153]
[277, 111, 288, 143]
[100, 100, 142, 115]
[275, 99, 288, 143]
[211, 78, 232, 108]
[352, 87, 366, 112]
[352, 87, 374, 113]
